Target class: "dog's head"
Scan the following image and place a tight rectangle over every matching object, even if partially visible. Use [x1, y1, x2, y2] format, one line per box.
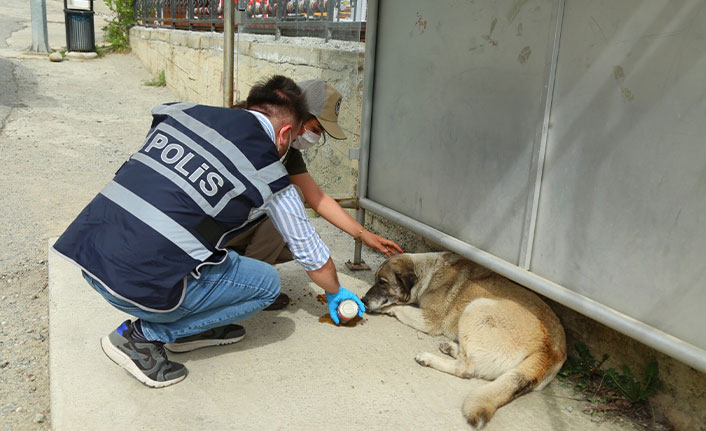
[361, 254, 418, 312]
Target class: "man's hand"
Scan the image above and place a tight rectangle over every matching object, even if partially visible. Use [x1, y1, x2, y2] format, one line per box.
[325, 287, 366, 324]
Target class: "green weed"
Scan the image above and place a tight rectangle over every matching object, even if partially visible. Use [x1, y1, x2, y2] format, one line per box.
[606, 362, 659, 403]
[102, 0, 134, 50]
[144, 70, 166, 87]
[94, 45, 106, 57]
[557, 344, 663, 428]
[558, 343, 609, 384]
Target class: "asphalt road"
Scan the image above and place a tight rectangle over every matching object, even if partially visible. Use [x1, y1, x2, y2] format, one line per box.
[0, 8, 23, 130]
[0, 2, 171, 429]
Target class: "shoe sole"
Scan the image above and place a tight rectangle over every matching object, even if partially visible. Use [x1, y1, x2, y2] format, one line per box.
[165, 333, 245, 353]
[100, 336, 187, 388]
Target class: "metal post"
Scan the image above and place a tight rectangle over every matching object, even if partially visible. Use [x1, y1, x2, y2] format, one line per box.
[31, 0, 50, 53]
[325, 0, 334, 41]
[210, 0, 215, 32]
[223, 0, 235, 108]
[134, 0, 139, 26]
[346, 0, 378, 271]
[275, 0, 283, 40]
[235, 0, 247, 103]
[354, 0, 367, 22]
[188, 0, 194, 31]
[171, 0, 176, 29]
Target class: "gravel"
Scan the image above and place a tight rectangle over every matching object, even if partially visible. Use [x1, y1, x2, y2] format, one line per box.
[0, 2, 174, 428]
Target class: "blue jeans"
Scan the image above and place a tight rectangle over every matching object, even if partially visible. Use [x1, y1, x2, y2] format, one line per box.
[83, 251, 280, 343]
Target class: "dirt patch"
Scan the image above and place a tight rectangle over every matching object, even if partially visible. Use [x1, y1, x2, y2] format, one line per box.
[0, 2, 175, 426]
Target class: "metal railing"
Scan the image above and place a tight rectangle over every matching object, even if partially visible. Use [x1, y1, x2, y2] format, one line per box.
[134, 0, 366, 41]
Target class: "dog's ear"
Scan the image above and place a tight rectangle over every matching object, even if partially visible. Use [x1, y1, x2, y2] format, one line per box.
[396, 272, 417, 293]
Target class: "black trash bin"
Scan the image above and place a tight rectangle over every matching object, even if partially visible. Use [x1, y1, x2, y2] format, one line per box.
[63, 0, 95, 52]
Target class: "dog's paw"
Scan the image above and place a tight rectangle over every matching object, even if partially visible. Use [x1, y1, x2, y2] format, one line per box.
[381, 306, 399, 317]
[439, 341, 456, 357]
[415, 352, 434, 367]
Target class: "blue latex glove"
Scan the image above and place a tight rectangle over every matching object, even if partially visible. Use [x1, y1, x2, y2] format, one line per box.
[325, 286, 366, 325]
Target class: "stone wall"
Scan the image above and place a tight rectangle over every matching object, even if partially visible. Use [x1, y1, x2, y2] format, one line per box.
[128, 25, 705, 430]
[129, 26, 365, 197]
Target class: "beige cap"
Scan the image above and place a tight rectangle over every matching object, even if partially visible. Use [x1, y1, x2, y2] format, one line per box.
[297, 79, 347, 140]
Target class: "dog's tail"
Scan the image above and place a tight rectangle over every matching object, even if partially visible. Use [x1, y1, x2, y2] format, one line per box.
[462, 351, 563, 428]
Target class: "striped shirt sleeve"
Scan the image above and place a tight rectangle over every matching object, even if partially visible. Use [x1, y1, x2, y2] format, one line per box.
[263, 185, 331, 271]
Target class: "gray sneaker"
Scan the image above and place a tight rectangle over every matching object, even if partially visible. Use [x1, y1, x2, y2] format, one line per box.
[100, 320, 187, 388]
[165, 324, 246, 353]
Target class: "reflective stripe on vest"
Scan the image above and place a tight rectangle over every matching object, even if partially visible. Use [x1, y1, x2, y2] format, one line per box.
[100, 180, 212, 261]
[53, 104, 290, 311]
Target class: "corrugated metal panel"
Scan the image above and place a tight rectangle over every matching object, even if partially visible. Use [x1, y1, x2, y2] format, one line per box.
[361, 0, 706, 370]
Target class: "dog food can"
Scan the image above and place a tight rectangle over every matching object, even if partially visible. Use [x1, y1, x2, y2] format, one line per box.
[337, 299, 359, 322]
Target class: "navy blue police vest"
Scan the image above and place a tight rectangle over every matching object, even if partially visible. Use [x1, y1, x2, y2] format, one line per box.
[52, 103, 290, 312]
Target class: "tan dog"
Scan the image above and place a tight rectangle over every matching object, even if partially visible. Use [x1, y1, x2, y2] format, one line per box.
[362, 252, 566, 428]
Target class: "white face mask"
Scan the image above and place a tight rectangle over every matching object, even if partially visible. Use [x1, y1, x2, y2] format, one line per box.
[291, 130, 322, 150]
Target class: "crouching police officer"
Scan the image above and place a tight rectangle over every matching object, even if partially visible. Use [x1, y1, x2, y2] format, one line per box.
[52, 75, 366, 388]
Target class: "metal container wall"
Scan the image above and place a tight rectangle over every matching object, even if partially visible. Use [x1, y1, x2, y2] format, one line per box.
[362, 0, 706, 368]
[531, 0, 706, 350]
[366, 0, 558, 264]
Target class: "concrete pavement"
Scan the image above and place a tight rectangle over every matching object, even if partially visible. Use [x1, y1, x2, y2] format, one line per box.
[20, 1, 637, 428]
[49, 219, 639, 430]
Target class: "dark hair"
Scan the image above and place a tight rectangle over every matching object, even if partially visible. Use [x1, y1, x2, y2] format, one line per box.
[245, 75, 308, 125]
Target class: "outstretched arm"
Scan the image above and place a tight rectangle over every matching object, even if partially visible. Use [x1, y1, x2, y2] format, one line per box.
[305, 257, 340, 294]
[290, 172, 403, 257]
